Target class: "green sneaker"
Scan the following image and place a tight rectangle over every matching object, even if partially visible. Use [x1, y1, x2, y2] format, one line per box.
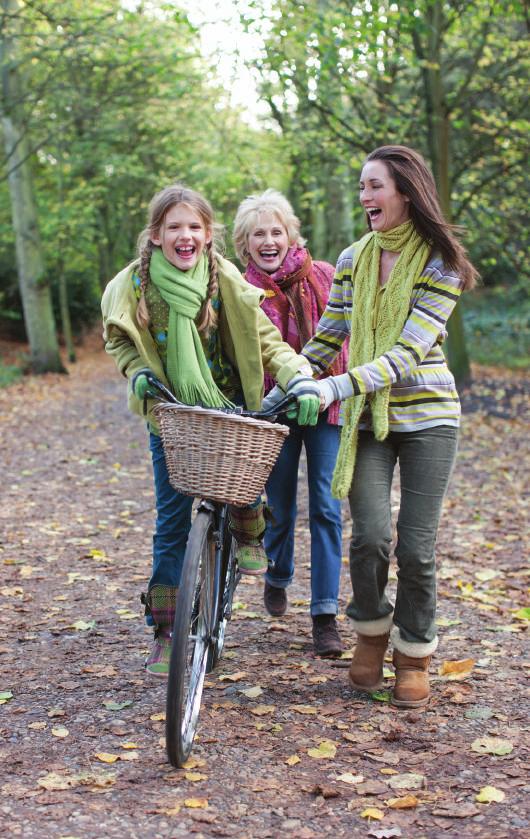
[236, 541, 268, 575]
[145, 629, 171, 677]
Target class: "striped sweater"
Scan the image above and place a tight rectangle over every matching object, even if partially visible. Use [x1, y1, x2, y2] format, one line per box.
[302, 242, 465, 432]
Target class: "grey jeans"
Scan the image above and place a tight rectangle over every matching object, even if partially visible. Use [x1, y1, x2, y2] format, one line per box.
[346, 426, 458, 645]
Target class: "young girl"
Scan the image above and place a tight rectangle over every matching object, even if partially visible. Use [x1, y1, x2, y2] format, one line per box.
[233, 189, 348, 657]
[284, 146, 477, 707]
[101, 184, 320, 676]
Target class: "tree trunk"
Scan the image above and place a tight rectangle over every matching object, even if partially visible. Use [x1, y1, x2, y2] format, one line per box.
[0, 0, 65, 374]
[423, 0, 471, 384]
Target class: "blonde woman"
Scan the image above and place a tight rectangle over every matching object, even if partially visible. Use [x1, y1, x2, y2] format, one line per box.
[234, 190, 349, 657]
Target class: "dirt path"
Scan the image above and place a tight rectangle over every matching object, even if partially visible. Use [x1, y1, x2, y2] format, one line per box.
[0, 341, 528, 838]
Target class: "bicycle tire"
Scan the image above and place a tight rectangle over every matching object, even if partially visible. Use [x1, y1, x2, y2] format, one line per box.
[166, 509, 217, 767]
[208, 527, 239, 670]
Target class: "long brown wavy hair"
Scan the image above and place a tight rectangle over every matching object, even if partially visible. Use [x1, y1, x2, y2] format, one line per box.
[364, 145, 478, 290]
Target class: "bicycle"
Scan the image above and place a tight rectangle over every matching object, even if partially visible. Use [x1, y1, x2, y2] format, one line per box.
[144, 375, 293, 767]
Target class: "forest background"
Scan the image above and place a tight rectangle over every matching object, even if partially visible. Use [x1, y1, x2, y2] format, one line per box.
[0, 0, 528, 382]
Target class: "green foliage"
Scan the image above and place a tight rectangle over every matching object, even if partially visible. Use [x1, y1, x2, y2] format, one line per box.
[462, 285, 530, 369]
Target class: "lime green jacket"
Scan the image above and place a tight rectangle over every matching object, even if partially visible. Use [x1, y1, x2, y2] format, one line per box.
[101, 256, 306, 428]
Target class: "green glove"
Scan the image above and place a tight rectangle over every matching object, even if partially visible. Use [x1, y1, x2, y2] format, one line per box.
[131, 368, 157, 400]
[285, 374, 322, 426]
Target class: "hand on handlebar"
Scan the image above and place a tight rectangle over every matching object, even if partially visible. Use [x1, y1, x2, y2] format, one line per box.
[285, 374, 321, 426]
[131, 368, 163, 400]
[261, 384, 286, 412]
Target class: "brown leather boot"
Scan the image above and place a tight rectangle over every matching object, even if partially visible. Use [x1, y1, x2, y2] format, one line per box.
[312, 615, 343, 658]
[391, 650, 431, 708]
[348, 633, 389, 692]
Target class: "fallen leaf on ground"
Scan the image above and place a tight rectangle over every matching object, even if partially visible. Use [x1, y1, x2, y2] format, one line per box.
[218, 671, 247, 682]
[386, 795, 418, 809]
[184, 798, 208, 808]
[307, 740, 337, 759]
[290, 704, 318, 715]
[336, 773, 364, 785]
[438, 658, 475, 679]
[387, 773, 424, 790]
[361, 807, 385, 820]
[471, 737, 513, 756]
[250, 704, 275, 716]
[51, 726, 69, 738]
[476, 785, 506, 803]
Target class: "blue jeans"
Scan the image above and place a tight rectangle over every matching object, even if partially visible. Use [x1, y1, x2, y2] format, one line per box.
[264, 415, 343, 616]
[346, 426, 458, 645]
[148, 432, 193, 591]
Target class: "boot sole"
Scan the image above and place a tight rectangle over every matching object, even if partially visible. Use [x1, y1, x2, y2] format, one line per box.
[391, 694, 429, 708]
[316, 649, 343, 658]
[239, 567, 267, 576]
[348, 675, 384, 693]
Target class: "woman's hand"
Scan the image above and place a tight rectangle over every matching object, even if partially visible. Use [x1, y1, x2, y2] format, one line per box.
[317, 372, 355, 410]
[285, 374, 322, 426]
[261, 384, 285, 412]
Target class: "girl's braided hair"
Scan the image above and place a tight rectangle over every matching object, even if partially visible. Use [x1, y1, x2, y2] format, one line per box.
[136, 184, 224, 334]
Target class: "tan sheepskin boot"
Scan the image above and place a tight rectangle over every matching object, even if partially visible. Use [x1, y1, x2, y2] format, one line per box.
[391, 650, 431, 708]
[348, 632, 390, 692]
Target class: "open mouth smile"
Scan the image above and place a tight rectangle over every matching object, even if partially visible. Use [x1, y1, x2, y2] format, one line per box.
[175, 246, 196, 257]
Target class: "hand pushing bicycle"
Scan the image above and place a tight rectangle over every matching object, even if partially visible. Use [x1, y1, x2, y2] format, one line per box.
[143, 373, 300, 767]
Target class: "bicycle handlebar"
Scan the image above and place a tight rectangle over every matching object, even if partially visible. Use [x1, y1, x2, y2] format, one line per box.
[142, 373, 297, 421]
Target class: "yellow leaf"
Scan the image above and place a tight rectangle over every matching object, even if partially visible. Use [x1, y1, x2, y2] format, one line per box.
[239, 686, 263, 698]
[307, 740, 337, 759]
[121, 742, 139, 750]
[361, 807, 385, 820]
[119, 751, 139, 761]
[290, 704, 317, 715]
[37, 772, 74, 791]
[70, 620, 95, 631]
[181, 757, 206, 769]
[380, 768, 398, 775]
[150, 712, 166, 721]
[162, 805, 181, 816]
[51, 726, 69, 738]
[184, 798, 208, 809]
[28, 721, 47, 730]
[438, 658, 475, 679]
[95, 752, 120, 763]
[250, 704, 275, 716]
[471, 737, 513, 756]
[184, 772, 208, 781]
[218, 671, 247, 682]
[387, 794, 419, 809]
[285, 755, 300, 766]
[336, 772, 364, 785]
[476, 785, 506, 803]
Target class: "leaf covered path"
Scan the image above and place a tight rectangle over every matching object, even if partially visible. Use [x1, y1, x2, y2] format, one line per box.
[0, 341, 528, 838]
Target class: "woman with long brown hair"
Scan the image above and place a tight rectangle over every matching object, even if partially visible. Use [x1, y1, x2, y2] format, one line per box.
[283, 145, 477, 707]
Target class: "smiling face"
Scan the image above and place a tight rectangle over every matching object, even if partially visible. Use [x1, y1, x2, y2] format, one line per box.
[247, 211, 290, 273]
[151, 203, 211, 271]
[359, 160, 410, 232]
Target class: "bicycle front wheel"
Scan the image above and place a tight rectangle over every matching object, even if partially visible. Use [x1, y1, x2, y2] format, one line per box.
[166, 509, 217, 767]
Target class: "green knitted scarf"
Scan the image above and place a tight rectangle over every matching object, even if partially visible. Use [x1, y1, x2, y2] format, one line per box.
[149, 248, 233, 408]
[331, 220, 431, 499]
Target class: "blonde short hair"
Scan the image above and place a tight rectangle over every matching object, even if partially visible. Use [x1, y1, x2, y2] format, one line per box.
[233, 188, 305, 265]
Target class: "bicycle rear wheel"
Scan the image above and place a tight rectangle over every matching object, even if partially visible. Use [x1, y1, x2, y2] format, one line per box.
[166, 509, 217, 767]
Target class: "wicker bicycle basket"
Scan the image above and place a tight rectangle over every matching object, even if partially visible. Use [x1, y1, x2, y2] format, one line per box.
[153, 402, 290, 507]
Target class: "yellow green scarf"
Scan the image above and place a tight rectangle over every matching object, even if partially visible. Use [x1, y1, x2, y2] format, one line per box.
[149, 248, 233, 408]
[331, 220, 431, 499]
